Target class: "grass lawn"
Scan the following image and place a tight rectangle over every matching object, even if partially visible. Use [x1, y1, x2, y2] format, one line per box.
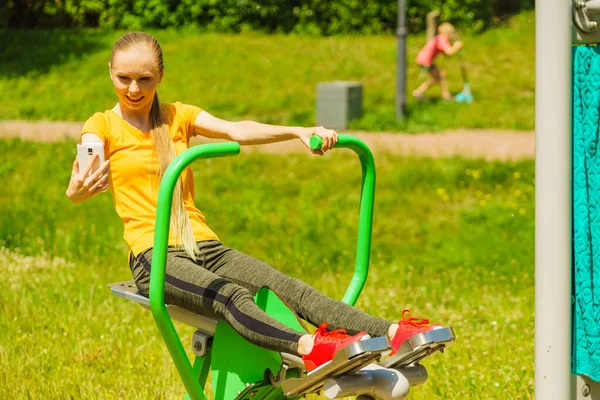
[0, 138, 534, 398]
[0, 12, 534, 132]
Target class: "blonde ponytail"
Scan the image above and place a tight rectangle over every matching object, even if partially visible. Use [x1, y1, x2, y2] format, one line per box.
[149, 94, 200, 260]
[112, 32, 199, 260]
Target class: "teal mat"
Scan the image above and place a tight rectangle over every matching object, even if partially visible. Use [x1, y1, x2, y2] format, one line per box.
[572, 45, 600, 382]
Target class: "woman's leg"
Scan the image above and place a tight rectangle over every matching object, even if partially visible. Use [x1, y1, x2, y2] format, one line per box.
[129, 245, 304, 355]
[198, 242, 393, 338]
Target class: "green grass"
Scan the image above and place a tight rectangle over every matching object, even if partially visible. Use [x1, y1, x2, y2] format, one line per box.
[0, 11, 534, 132]
[0, 139, 534, 399]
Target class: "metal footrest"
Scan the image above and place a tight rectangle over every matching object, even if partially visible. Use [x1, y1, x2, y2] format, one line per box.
[281, 336, 389, 398]
[378, 327, 455, 369]
[323, 364, 428, 400]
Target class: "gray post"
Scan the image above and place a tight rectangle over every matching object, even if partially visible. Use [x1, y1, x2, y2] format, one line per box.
[396, 0, 406, 121]
[534, 0, 572, 399]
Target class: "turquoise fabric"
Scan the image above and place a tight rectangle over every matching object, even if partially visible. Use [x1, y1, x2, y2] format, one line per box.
[572, 45, 600, 382]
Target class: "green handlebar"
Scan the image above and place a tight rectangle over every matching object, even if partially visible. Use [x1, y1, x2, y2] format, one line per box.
[310, 135, 376, 305]
[149, 141, 240, 400]
[309, 135, 324, 150]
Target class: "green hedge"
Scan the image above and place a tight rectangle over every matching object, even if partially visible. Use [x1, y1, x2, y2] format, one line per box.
[4, 0, 533, 34]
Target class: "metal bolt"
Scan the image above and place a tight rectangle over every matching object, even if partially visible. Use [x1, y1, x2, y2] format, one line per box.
[193, 341, 203, 352]
[582, 384, 591, 397]
[249, 391, 256, 397]
[576, 0, 586, 9]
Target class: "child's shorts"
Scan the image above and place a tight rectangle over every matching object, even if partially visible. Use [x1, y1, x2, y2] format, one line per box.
[418, 64, 436, 73]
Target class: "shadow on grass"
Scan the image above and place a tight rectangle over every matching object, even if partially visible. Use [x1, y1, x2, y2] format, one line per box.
[0, 29, 108, 78]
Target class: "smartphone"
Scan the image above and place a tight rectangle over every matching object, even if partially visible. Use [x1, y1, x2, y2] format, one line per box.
[77, 142, 105, 175]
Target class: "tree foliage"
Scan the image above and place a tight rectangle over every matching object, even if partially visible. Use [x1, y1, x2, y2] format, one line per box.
[2, 0, 534, 33]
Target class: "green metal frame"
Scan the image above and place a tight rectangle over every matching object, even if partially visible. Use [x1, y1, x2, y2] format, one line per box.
[309, 135, 376, 305]
[149, 135, 376, 399]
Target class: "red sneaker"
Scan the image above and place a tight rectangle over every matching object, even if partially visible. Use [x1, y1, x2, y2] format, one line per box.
[302, 322, 370, 372]
[390, 309, 443, 355]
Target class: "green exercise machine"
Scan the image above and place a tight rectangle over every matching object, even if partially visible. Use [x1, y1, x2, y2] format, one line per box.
[108, 134, 455, 400]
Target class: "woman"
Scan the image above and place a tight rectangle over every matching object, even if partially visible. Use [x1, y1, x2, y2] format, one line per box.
[66, 31, 442, 373]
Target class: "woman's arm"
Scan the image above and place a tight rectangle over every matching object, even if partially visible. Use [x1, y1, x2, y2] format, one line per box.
[66, 133, 111, 204]
[193, 111, 338, 153]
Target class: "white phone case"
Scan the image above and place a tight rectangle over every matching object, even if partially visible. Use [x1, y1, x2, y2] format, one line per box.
[77, 142, 105, 174]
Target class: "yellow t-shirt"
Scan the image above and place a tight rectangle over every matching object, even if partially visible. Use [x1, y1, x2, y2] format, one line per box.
[80, 102, 219, 256]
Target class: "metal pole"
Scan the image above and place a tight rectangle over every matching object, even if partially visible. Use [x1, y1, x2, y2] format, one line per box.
[396, 0, 406, 121]
[534, 0, 572, 398]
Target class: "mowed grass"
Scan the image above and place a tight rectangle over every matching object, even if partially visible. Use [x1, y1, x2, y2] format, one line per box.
[0, 139, 534, 399]
[0, 12, 534, 132]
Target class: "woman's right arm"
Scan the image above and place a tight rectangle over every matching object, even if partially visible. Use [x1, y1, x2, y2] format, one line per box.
[65, 133, 110, 204]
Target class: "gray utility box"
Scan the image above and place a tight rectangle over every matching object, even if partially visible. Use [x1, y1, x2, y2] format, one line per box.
[316, 81, 363, 129]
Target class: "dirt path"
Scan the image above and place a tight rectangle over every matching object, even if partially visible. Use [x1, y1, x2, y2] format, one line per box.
[0, 120, 534, 161]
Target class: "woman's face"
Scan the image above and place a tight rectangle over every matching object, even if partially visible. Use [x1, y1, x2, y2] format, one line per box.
[110, 49, 163, 113]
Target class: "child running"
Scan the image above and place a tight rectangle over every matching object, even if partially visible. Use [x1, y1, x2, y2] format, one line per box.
[413, 22, 464, 101]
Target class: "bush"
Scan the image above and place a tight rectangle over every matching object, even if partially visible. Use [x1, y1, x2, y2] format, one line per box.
[4, 0, 533, 34]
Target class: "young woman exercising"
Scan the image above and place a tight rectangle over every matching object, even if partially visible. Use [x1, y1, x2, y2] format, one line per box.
[66, 31, 443, 372]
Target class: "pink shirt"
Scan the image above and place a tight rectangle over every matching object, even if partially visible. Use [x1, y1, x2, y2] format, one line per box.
[415, 34, 451, 67]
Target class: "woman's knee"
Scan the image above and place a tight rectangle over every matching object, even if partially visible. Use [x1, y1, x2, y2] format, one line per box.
[277, 275, 322, 305]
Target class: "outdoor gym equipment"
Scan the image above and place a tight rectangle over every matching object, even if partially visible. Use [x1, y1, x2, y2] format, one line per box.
[108, 134, 455, 400]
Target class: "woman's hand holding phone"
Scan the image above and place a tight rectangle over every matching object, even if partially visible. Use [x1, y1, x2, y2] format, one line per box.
[66, 154, 111, 204]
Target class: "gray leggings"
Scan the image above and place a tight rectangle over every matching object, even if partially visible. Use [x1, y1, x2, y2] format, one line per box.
[129, 240, 392, 355]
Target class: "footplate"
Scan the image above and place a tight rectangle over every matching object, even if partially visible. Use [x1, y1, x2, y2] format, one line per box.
[378, 327, 455, 369]
[281, 337, 389, 398]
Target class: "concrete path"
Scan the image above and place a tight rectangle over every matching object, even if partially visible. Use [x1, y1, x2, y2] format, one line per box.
[0, 120, 535, 161]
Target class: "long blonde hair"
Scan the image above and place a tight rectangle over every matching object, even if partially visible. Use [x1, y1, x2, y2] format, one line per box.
[111, 32, 199, 260]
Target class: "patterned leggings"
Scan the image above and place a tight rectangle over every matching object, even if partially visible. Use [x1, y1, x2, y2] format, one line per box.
[129, 240, 392, 355]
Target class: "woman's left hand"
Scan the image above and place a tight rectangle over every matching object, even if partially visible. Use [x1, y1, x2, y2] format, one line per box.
[298, 126, 338, 155]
